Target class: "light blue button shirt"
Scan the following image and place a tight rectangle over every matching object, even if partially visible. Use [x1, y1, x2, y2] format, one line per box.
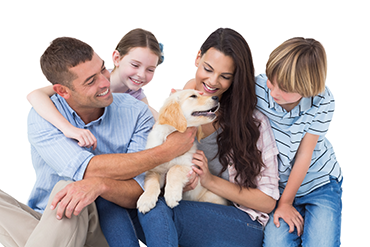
[255, 74, 342, 196]
[27, 93, 154, 213]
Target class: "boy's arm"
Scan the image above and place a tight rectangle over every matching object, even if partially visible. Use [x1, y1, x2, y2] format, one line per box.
[273, 133, 319, 236]
[27, 86, 97, 149]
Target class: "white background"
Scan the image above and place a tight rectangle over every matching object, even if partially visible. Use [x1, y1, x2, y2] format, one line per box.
[0, 0, 368, 246]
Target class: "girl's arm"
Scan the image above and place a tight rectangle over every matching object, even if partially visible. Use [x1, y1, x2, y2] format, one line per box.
[192, 150, 276, 214]
[27, 86, 97, 149]
[140, 97, 158, 121]
[273, 133, 319, 236]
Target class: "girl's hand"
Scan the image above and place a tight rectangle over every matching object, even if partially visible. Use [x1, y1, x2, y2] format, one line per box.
[62, 126, 97, 150]
[273, 202, 304, 236]
[191, 150, 214, 187]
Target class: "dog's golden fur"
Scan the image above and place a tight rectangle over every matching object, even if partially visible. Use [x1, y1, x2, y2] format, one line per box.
[137, 89, 227, 214]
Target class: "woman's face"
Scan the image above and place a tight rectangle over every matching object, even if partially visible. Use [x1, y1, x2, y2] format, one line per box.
[194, 48, 235, 99]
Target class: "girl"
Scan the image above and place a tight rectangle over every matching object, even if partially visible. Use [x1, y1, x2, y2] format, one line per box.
[27, 28, 163, 150]
[138, 28, 280, 247]
[256, 38, 343, 246]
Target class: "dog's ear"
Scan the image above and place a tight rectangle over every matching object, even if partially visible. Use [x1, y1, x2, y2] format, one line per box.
[158, 99, 187, 132]
[196, 126, 204, 142]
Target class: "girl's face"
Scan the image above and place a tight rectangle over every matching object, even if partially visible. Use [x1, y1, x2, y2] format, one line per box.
[266, 79, 302, 111]
[194, 48, 235, 99]
[113, 47, 159, 91]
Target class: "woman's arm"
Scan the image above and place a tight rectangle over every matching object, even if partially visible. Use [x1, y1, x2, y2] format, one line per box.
[27, 86, 97, 149]
[183, 79, 196, 89]
[192, 150, 276, 213]
[273, 133, 319, 236]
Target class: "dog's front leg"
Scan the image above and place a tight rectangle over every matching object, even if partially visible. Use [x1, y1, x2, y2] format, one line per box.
[137, 171, 163, 214]
[164, 165, 192, 208]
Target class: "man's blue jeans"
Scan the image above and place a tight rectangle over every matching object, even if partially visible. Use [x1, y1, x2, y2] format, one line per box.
[95, 197, 145, 247]
[138, 198, 264, 247]
[263, 177, 343, 247]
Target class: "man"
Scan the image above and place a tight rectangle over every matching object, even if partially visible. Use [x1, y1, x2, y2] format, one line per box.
[0, 37, 196, 246]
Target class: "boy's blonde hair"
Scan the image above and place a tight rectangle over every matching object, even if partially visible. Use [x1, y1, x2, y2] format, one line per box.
[266, 37, 327, 97]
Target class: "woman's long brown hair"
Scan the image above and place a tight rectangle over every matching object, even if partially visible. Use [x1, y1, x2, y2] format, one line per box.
[200, 28, 264, 188]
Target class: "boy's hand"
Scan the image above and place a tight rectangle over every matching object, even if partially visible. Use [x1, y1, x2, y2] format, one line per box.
[273, 202, 304, 236]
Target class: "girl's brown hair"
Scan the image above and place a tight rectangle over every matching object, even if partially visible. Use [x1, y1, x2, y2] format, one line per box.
[200, 28, 263, 189]
[266, 37, 327, 97]
[114, 28, 163, 71]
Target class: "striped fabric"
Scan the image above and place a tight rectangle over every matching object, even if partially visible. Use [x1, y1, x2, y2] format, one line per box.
[255, 74, 342, 196]
[27, 93, 154, 213]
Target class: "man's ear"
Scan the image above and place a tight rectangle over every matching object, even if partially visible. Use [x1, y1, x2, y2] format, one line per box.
[53, 84, 70, 99]
[112, 50, 121, 67]
[195, 50, 202, 67]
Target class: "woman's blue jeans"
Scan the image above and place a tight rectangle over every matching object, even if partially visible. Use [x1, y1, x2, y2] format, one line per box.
[95, 197, 145, 247]
[263, 177, 343, 247]
[138, 197, 264, 247]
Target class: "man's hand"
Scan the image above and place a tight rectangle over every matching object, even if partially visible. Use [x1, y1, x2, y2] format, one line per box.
[50, 178, 105, 220]
[165, 127, 197, 158]
[273, 202, 304, 236]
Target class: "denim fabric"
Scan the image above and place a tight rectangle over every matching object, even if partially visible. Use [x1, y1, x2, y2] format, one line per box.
[138, 197, 264, 247]
[263, 177, 343, 247]
[95, 197, 146, 247]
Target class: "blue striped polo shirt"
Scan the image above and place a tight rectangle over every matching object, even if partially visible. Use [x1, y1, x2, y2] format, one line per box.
[255, 74, 342, 197]
[27, 93, 154, 212]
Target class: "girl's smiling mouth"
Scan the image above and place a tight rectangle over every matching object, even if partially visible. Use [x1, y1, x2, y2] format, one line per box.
[130, 77, 145, 85]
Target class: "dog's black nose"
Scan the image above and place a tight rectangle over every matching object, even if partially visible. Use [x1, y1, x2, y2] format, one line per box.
[212, 96, 219, 102]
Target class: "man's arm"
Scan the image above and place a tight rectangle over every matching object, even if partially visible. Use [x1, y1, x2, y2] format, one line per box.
[83, 127, 197, 180]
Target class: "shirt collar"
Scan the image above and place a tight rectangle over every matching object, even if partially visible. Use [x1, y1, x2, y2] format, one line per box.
[56, 94, 107, 127]
[267, 89, 312, 117]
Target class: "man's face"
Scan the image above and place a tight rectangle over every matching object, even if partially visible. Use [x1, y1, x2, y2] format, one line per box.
[67, 52, 113, 121]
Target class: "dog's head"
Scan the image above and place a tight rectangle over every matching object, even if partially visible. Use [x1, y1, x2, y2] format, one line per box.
[158, 89, 219, 134]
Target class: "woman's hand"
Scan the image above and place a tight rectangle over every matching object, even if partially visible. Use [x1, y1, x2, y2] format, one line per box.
[62, 126, 97, 150]
[273, 201, 304, 236]
[191, 150, 215, 187]
[183, 170, 199, 192]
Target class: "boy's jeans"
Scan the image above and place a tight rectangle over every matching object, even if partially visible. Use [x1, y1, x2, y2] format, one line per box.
[263, 177, 343, 247]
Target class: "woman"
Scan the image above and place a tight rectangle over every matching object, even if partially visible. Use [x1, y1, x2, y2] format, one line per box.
[138, 28, 280, 247]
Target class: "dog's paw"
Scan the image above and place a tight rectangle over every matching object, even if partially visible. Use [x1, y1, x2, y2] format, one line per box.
[164, 190, 182, 208]
[137, 193, 158, 214]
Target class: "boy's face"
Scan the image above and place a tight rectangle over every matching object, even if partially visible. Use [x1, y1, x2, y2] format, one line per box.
[267, 79, 302, 111]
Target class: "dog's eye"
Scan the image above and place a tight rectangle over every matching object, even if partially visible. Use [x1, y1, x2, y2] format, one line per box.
[190, 95, 197, 98]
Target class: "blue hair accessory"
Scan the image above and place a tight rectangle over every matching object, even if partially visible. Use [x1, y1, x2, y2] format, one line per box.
[159, 43, 164, 64]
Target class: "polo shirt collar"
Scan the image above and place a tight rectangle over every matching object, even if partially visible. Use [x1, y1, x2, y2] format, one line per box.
[267, 89, 312, 117]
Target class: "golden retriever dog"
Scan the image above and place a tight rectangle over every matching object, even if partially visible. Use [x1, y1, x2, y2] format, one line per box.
[137, 89, 227, 214]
